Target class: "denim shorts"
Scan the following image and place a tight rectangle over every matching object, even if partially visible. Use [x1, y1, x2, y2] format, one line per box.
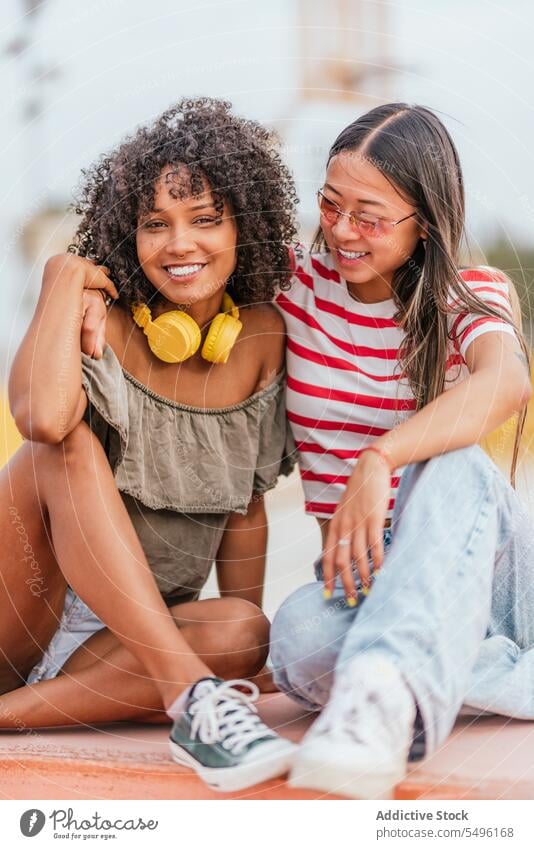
[26, 587, 196, 684]
[26, 588, 105, 684]
[313, 526, 393, 587]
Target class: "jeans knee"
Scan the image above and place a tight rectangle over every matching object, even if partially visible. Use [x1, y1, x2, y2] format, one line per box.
[393, 444, 497, 526]
[427, 444, 496, 480]
[270, 582, 349, 708]
[271, 583, 323, 668]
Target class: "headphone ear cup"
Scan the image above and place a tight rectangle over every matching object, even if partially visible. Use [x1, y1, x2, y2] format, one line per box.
[202, 314, 243, 364]
[148, 311, 201, 363]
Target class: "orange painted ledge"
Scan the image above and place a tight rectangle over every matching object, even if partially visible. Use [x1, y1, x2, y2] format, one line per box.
[1, 694, 534, 800]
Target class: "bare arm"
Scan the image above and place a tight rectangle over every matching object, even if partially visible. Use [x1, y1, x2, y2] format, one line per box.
[323, 330, 532, 600]
[216, 495, 268, 608]
[372, 331, 532, 469]
[8, 254, 117, 444]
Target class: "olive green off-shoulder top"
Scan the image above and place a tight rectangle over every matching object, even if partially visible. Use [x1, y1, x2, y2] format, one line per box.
[81, 344, 296, 602]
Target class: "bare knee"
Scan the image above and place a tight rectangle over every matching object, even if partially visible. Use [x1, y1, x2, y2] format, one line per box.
[35, 420, 105, 492]
[179, 597, 270, 680]
[46, 420, 98, 465]
[220, 598, 270, 678]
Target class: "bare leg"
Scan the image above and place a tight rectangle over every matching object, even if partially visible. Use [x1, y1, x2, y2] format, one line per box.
[0, 597, 270, 727]
[0, 443, 68, 694]
[0, 423, 217, 708]
[36, 422, 215, 705]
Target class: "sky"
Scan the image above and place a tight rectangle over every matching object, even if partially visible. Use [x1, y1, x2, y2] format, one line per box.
[1, 0, 533, 356]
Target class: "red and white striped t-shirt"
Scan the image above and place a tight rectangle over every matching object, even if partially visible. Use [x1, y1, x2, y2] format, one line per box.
[275, 246, 517, 522]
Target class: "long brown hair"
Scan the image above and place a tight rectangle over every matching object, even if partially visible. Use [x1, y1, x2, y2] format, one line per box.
[312, 103, 530, 487]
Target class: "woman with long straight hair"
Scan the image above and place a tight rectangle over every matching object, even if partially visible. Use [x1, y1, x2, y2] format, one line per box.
[270, 103, 534, 798]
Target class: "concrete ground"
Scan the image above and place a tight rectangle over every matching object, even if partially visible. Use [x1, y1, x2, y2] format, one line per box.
[2, 469, 534, 799]
[2, 693, 534, 800]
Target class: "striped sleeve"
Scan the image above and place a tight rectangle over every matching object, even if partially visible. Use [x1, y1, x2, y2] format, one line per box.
[448, 267, 518, 360]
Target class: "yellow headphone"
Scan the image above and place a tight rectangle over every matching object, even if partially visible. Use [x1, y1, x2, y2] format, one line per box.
[131, 292, 242, 364]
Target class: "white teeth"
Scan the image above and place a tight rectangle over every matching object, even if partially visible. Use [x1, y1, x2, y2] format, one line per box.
[166, 264, 204, 277]
[338, 249, 369, 259]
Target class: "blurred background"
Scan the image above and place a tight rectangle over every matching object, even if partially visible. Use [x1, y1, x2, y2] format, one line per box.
[1, 0, 533, 612]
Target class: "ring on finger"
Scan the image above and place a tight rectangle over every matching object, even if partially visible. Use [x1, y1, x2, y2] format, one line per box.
[98, 290, 113, 308]
[338, 537, 351, 547]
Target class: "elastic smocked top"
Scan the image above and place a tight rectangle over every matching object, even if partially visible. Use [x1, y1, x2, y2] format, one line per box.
[80, 344, 297, 515]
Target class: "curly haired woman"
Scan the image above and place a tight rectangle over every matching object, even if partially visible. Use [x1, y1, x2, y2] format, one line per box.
[1, 98, 299, 792]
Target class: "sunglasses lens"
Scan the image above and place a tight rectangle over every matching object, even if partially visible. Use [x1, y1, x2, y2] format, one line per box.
[355, 220, 378, 237]
[354, 218, 394, 239]
[318, 194, 339, 224]
[318, 193, 400, 239]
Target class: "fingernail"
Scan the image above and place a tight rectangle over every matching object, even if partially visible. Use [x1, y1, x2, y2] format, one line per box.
[362, 585, 370, 596]
[323, 589, 332, 600]
[346, 596, 358, 608]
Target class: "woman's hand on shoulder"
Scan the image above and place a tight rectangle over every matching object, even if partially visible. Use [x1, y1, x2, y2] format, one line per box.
[44, 255, 119, 360]
[43, 253, 118, 300]
[81, 289, 109, 359]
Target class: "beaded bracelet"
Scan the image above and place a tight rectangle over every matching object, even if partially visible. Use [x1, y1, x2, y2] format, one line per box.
[359, 445, 396, 473]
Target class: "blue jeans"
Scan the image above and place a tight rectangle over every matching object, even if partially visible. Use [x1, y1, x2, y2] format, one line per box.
[270, 444, 534, 759]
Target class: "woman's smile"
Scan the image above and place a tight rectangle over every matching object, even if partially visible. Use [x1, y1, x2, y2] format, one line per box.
[336, 248, 372, 267]
[163, 262, 207, 284]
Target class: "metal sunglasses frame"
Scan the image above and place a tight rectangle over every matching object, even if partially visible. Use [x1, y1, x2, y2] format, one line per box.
[317, 189, 418, 236]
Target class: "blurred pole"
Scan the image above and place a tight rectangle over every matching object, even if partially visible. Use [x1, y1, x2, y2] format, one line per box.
[4, 0, 59, 201]
[1, 0, 56, 463]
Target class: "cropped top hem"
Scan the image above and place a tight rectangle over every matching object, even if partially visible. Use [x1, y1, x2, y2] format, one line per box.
[118, 491, 270, 514]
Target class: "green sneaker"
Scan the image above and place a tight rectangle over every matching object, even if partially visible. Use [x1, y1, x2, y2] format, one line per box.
[169, 677, 297, 792]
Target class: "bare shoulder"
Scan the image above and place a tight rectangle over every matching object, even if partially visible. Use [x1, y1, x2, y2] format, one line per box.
[239, 304, 286, 384]
[241, 303, 286, 334]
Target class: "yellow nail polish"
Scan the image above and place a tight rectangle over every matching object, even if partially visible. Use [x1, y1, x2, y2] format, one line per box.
[362, 586, 370, 596]
[346, 596, 357, 608]
[323, 588, 332, 600]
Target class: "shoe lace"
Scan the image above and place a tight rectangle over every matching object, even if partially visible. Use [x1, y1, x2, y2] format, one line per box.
[188, 679, 275, 756]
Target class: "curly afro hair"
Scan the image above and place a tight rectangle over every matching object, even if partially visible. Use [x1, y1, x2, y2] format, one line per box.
[70, 97, 299, 308]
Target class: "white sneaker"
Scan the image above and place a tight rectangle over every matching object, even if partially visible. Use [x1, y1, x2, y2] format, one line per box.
[289, 654, 416, 799]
